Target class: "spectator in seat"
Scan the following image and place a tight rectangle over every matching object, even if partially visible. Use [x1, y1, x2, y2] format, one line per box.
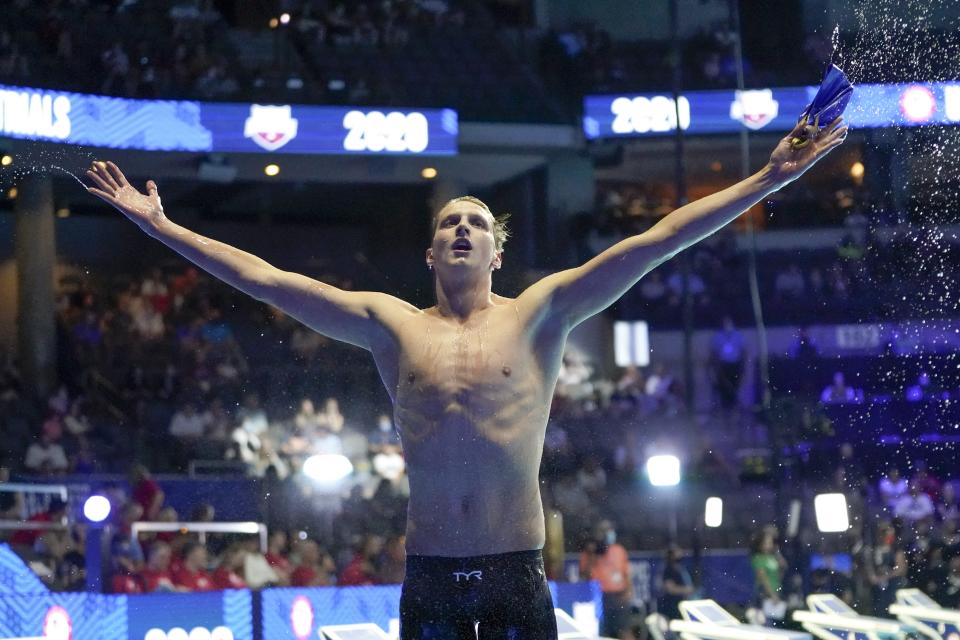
[290, 539, 336, 587]
[894, 481, 935, 524]
[140, 541, 178, 592]
[173, 542, 214, 592]
[24, 432, 69, 475]
[130, 464, 164, 520]
[820, 371, 857, 404]
[212, 543, 247, 589]
[339, 535, 383, 586]
[879, 467, 908, 512]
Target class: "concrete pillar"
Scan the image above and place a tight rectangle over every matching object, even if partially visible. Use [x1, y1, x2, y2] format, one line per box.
[15, 175, 57, 402]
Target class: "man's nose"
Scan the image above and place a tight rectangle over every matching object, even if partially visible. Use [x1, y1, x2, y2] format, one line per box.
[455, 225, 469, 236]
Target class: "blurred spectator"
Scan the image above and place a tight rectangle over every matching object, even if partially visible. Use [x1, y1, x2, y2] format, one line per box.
[820, 372, 857, 404]
[894, 482, 935, 523]
[110, 538, 144, 594]
[576, 454, 607, 502]
[788, 326, 820, 361]
[368, 413, 401, 451]
[339, 535, 382, 586]
[579, 520, 632, 640]
[709, 316, 745, 414]
[130, 464, 165, 520]
[264, 530, 292, 585]
[169, 400, 210, 440]
[24, 433, 69, 475]
[879, 468, 908, 512]
[377, 534, 406, 584]
[750, 528, 786, 622]
[318, 397, 345, 433]
[140, 542, 178, 593]
[10, 498, 68, 548]
[658, 544, 696, 620]
[912, 461, 942, 501]
[212, 544, 247, 589]
[173, 542, 214, 592]
[864, 522, 907, 616]
[774, 263, 806, 300]
[938, 482, 959, 522]
[238, 392, 269, 437]
[290, 539, 336, 587]
[294, 399, 323, 435]
[945, 556, 960, 607]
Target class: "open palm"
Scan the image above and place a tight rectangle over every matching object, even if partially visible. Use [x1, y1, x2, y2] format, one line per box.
[86, 161, 165, 231]
[767, 116, 848, 186]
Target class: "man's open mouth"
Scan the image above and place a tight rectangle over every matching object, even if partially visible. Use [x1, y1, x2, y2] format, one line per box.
[451, 239, 472, 251]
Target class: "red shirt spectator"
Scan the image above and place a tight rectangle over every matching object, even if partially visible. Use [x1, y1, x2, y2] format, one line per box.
[130, 464, 164, 520]
[212, 566, 246, 589]
[10, 500, 67, 547]
[290, 540, 335, 587]
[112, 573, 144, 594]
[142, 567, 177, 592]
[173, 542, 214, 592]
[338, 552, 378, 586]
[212, 545, 247, 590]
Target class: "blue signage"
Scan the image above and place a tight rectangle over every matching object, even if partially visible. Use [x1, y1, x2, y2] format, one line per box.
[584, 82, 960, 139]
[127, 590, 252, 640]
[0, 84, 458, 155]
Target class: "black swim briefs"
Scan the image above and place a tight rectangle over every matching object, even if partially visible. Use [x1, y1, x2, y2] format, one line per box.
[400, 548, 558, 640]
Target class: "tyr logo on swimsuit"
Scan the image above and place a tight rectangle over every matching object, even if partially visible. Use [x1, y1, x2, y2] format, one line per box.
[452, 570, 482, 582]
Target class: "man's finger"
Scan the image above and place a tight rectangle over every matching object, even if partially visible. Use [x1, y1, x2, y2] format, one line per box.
[106, 161, 130, 187]
[94, 162, 120, 190]
[86, 169, 114, 193]
[146, 180, 158, 195]
[86, 186, 119, 203]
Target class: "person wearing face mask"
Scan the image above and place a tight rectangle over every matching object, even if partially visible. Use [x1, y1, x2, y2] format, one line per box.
[579, 520, 634, 640]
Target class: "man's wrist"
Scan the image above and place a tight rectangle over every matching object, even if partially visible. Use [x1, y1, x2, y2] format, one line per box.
[756, 164, 788, 194]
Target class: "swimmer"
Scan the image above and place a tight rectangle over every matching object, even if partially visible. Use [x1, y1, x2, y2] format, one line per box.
[85, 119, 846, 639]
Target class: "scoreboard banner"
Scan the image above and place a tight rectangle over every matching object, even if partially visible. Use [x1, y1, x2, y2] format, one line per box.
[0, 83, 458, 155]
[584, 82, 960, 139]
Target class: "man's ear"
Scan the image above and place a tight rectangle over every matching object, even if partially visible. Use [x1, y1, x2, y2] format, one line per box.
[425, 248, 434, 269]
[492, 250, 503, 270]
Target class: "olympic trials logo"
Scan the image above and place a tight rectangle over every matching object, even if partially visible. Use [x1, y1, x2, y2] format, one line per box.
[244, 105, 298, 151]
[729, 89, 779, 130]
[43, 606, 73, 640]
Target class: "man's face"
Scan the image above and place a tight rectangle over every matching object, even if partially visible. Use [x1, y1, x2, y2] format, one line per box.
[428, 201, 501, 273]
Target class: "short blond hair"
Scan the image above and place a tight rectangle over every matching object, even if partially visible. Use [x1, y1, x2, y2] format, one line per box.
[433, 196, 511, 252]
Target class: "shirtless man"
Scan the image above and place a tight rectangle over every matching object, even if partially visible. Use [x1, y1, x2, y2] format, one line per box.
[86, 115, 847, 639]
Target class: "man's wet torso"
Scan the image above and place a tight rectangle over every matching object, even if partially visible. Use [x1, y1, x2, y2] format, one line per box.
[369, 294, 567, 557]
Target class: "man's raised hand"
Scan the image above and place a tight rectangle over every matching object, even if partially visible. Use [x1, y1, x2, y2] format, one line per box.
[765, 116, 849, 187]
[86, 161, 165, 231]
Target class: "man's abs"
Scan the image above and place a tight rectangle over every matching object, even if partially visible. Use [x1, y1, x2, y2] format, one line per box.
[403, 468, 546, 557]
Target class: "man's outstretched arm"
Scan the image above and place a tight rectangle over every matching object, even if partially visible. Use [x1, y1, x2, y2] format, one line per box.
[86, 161, 410, 350]
[522, 116, 849, 328]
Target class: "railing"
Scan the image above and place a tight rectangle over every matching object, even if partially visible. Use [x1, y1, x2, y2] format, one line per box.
[131, 521, 268, 552]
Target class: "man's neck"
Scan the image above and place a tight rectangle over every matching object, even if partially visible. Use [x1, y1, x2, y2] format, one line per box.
[434, 272, 494, 320]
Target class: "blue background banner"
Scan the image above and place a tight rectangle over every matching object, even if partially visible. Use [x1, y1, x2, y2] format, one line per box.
[0, 84, 458, 155]
[584, 82, 960, 139]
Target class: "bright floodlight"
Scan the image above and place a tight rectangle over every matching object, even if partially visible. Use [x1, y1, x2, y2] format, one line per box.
[647, 455, 680, 487]
[303, 454, 353, 484]
[814, 493, 849, 532]
[705, 497, 723, 527]
[84, 495, 111, 522]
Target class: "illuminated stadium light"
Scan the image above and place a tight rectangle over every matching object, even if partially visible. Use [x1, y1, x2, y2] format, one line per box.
[269, 17, 279, 28]
[613, 320, 649, 367]
[56, 207, 70, 218]
[7, 187, 17, 199]
[704, 497, 723, 527]
[646, 455, 680, 487]
[850, 161, 865, 179]
[1, 154, 12, 166]
[814, 493, 849, 532]
[280, 13, 291, 24]
[303, 454, 353, 484]
[421, 167, 438, 179]
[264, 164, 280, 177]
[83, 495, 111, 522]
